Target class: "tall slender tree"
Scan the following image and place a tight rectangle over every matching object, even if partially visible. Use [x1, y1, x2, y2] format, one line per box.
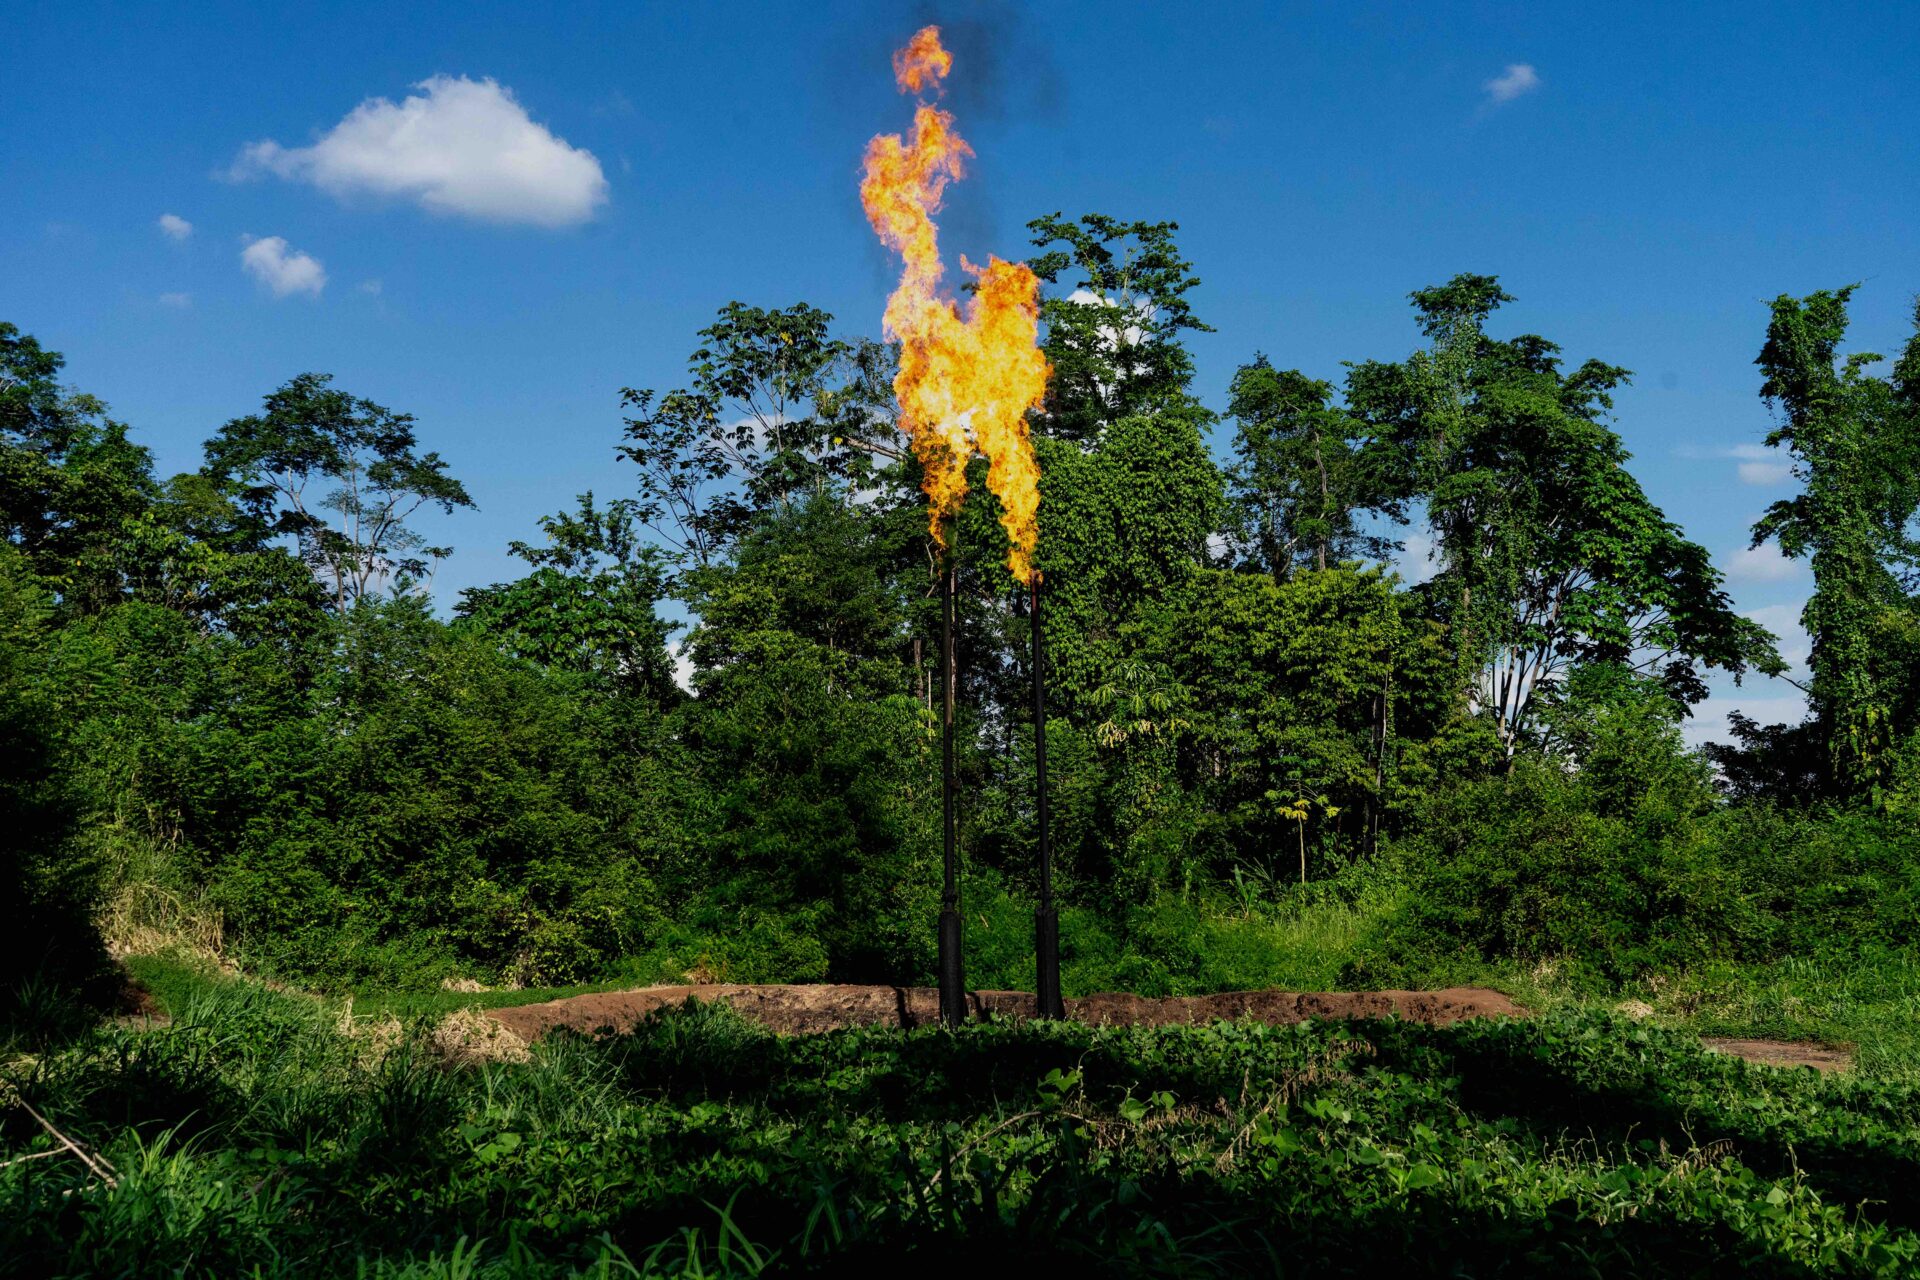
[1749, 288, 1920, 801]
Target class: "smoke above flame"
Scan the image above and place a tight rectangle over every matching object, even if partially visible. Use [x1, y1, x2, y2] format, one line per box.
[861, 25, 1050, 584]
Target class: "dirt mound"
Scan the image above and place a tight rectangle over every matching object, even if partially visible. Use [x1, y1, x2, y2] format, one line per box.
[1702, 1037, 1852, 1072]
[487, 983, 1526, 1042]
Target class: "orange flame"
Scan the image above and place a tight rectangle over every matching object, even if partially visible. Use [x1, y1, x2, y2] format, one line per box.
[861, 25, 1050, 584]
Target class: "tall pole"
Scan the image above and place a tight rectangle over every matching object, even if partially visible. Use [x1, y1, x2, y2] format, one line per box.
[1031, 570, 1064, 1019]
[938, 548, 966, 1027]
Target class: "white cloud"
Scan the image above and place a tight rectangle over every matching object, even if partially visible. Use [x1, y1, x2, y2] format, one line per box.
[1674, 442, 1797, 486]
[1724, 542, 1805, 583]
[1737, 459, 1794, 485]
[158, 291, 192, 308]
[1725, 442, 1793, 485]
[669, 641, 695, 693]
[1066, 288, 1152, 347]
[1483, 64, 1541, 105]
[229, 75, 608, 228]
[359, 278, 383, 295]
[157, 213, 193, 241]
[239, 235, 327, 297]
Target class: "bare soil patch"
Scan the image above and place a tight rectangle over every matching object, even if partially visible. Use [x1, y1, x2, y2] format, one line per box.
[1702, 1037, 1853, 1072]
[486, 983, 1527, 1042]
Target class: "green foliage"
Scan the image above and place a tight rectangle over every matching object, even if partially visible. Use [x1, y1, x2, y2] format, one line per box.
[1349, 275, 1782, 748]
[0, 322, 162, 614]
[8, 987, 1920, 1275]
[4, 252, 1919, 1057]
[1362, 691, 1920, 984]
[457, 492, 679, 702]
[0, 546, 113, 1017]
[617, 303, 893, 571]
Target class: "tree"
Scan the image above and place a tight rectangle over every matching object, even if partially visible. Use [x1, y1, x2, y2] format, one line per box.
[1, 322, 161, 612]
[682, 495, 912, 704]
[203, 373, 473, 612]
[1225, 355, 1401, 576]
[1748, 287, 1920, 801]
[1027, 214, 1212, 440]
[1347, 276, 1781, 751]
[1136, 566, 1418, 875]
[457, 492, 679, 702]
[618, 303, 897, 572]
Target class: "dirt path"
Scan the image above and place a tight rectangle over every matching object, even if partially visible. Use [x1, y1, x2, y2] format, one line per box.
[482, 984, 1854, 1072]
[486, 983, 1525, 1041]
[1702, 1037, 1852, 1072]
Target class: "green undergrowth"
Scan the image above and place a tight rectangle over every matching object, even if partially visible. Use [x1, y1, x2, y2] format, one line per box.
[8, 976, 1920, 1276]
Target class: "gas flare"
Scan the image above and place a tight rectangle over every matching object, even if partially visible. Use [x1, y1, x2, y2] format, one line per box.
[861, 25, 1049, 584]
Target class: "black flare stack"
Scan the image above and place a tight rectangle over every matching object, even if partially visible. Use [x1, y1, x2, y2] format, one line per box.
[1031, 570, 1064, 1019]
[938, 554, 966, 1027]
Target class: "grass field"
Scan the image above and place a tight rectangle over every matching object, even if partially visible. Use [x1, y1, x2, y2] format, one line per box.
[10, 950, 1920, 1277]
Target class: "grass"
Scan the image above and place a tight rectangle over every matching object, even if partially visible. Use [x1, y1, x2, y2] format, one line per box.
[122, 891, 1920, 1087]
[121, 950, 679, 1024]
[9, 969, 1920, 1276]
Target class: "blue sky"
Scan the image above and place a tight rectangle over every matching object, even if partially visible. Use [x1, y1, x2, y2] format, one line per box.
[5, 1, 1916, 740]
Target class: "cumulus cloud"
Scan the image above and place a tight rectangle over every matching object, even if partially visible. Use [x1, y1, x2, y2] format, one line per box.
[1675, 442, 1798, 486]
[669, 641, 695, 693]
[228, 75, 608, 228]
[1483, 64, 1541, 105]
[1724, 542, 1805, 583]
[158, 291, 192, 308]
[1729, 443, 1794, 486]
[157, 213, 193, 241]
[1066, 288, 1154, 348]
[240, 235, 327, 297]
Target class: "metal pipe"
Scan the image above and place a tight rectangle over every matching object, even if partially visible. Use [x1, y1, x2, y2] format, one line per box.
[1032, 570, 1063, 1019]
[938, 549, 965, 1027]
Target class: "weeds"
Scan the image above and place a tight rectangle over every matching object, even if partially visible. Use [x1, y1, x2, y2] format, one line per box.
[7, 977, 1920, 1275]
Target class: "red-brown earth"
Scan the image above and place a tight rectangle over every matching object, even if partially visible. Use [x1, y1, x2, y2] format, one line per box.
[484, 984, 1853, 1071]
[485, 983, 1523, 1040]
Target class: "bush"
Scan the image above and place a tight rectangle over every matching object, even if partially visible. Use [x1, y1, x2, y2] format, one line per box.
[0, 550, 114, 1024]
[1354, 692, 1920, 985]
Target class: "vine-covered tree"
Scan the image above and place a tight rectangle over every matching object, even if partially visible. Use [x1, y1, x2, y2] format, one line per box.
[457, 491, 679, 702]
[618, 303, 897, 572]
[0, 322, 160, 612]
[1747, 287, 1920, 801]
[1027, 213, 1212, 441]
